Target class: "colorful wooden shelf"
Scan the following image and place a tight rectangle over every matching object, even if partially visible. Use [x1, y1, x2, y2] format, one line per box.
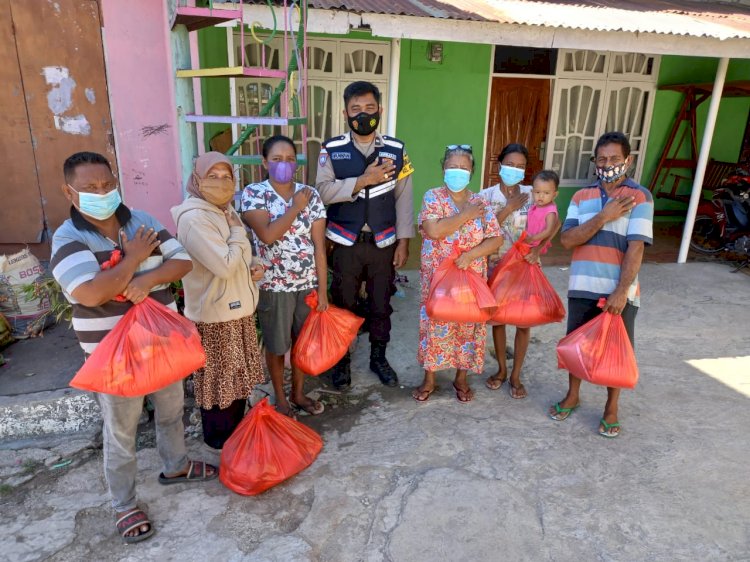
[184, 114, 307, 126]
[176, 66, 288, 79]
[173, 6, 242, 32]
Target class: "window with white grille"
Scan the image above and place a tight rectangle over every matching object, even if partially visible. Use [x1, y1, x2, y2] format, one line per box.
[230, 35, 390, 183]
[545, 49, 659, 185]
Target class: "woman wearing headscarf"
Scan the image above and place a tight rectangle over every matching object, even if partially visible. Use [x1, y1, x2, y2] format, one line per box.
[171, 152, 265, 449]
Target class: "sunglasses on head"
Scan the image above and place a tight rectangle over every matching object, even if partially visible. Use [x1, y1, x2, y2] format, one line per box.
[446, 144, 472, 152]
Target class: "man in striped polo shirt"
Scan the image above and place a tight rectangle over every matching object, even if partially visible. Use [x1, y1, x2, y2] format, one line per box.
[549, 132, 654, 438]
[50, 152, 217, 544]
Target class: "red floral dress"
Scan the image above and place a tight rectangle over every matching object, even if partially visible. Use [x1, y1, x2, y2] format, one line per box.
[417, 187, 502, 373]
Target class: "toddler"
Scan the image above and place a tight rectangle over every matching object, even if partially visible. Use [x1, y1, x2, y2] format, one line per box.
[525, 170, 559, 261]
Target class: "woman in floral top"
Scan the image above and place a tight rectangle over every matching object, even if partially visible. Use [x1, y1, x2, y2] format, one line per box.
[413, 145, 502, 403]
[241, 135, 328, 417]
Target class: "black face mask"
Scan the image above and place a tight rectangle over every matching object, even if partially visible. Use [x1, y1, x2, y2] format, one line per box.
[347, 111, 380, 136]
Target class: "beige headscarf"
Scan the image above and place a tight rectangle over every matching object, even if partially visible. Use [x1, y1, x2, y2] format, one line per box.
[186, 151, 235, 200]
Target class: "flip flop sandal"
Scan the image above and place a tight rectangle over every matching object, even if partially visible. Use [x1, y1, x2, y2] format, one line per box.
[158, 460, 218, 485]
[549, 402, 580, 421]
[412, 385, 439, 402]
[116, 508, 155, 544]
[485, 375, 507, 390]
[508, 382, 527, 399]
[599, 419, 621, 438]
[290, 399, 325, 416]
[452, 382, 474, 404]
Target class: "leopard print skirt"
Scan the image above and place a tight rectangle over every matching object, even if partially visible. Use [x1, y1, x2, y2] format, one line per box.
[194, 315, 265, 409]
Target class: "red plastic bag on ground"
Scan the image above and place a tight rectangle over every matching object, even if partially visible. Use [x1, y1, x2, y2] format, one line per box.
[220, 397, 323, 496]
[425, 244, 496, 323]
[556, 298, 639, 389]
[292, 291, 364, 375]
[488, 235, 565, 328]
[70, 297, 205, 396]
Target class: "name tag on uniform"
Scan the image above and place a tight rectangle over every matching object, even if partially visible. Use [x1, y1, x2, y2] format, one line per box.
[379, 151, 397, 161]
[229, 301, 241, 310]
[331, 152, 351, 160]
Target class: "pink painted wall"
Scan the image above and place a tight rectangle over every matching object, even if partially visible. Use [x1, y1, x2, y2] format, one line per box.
[100, 0, 183, 231]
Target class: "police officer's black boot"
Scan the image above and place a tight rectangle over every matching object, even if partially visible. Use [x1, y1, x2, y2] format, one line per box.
[331, 351, 351, 391]
[370, 342, 398, 387]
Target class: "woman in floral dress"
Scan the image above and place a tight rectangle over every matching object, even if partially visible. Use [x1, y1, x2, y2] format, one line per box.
[242, 135, 328, 417]
[412, 145, 502, 403]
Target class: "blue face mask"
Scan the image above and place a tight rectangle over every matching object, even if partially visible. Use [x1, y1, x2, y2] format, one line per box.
[444, 168, 471, 192]
[68, 185, 122, 220]
[499, 165, 525, 186]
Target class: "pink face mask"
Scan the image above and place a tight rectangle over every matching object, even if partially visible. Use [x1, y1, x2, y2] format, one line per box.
[268, 161, 296, 183]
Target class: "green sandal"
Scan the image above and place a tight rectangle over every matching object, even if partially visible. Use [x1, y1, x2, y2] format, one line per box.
[549, 402, 580, 421]
[599, 419, 621, 438]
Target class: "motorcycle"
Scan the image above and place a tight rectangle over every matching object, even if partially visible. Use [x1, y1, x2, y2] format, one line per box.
[690, 169, 750, 268]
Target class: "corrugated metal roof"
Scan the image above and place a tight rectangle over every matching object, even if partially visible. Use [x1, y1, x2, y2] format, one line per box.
[301, 0, 750, 40]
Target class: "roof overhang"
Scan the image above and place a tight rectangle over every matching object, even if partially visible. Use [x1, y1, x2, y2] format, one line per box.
[226, 2, 750, 58]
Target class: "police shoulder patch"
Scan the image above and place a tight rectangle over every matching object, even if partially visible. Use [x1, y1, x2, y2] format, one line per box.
[398, 152, 414, 179]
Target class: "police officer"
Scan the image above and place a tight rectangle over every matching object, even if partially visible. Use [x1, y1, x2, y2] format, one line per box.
[316, 81, 414, 390]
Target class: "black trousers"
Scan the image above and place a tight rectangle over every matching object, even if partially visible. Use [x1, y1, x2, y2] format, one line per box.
[567, 297, 638, 347]
[200, 398, 246, 449]
[331, 240, 396, 344]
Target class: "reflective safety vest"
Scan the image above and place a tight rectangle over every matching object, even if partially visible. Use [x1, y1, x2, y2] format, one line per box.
[321, 132, 412, 248]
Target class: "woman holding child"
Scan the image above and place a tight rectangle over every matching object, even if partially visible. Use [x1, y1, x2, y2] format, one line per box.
[478, 144, 560, 399]
[412, 144, 502, 403]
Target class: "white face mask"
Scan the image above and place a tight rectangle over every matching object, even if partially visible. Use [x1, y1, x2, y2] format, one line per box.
[68, 185, 122, 220]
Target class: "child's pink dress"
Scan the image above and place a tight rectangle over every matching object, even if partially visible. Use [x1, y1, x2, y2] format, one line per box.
[526, 204, 558, 254]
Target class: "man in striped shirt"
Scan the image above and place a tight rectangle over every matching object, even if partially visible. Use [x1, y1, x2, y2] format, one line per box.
[50, 152, 217, 544]
[548, 132, 654, 438]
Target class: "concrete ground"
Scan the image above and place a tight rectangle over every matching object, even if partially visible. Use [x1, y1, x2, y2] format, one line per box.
[1, 261, 750, 561]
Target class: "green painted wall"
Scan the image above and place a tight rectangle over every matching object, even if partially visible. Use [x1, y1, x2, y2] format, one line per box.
[197, 26, 231, 150]
[395, 40, 492, 211]
[640, 56, 750, 217]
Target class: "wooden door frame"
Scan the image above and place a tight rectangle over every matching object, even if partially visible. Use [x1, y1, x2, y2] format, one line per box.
[480, 70, 552, 189]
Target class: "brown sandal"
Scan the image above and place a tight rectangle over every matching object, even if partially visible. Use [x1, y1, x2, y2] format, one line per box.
[485, 374, 507, 390]
[158, 460, 218, 485]
[290, 398, 325, 416]
[116, 507, 155, 544]
[412, 385, 439, 402]
[509, 382, 528, 399]
[452, 382, 475, 403]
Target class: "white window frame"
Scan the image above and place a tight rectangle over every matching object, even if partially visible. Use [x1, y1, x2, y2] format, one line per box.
[544, 49, 660, 186]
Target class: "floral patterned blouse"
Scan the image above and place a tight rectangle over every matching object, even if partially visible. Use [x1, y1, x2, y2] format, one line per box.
[241, 180, 326, 292]
[478, 183, 533, 269]
[417, 187, 502, 373]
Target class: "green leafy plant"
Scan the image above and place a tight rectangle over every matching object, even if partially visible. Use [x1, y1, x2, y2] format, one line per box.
[20, 276, 72, 330]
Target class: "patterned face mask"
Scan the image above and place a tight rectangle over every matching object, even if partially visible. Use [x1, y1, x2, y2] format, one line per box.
[596, 161, 629, 184]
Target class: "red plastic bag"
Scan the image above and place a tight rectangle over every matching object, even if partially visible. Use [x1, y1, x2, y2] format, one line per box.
[70, 297, 205, 396]
[425, 244, 496, 323]
[292, 291, 364, 375]
[488, 235, 565, 328]
[556, 298, 639, 389]
[220, 397, 323, 496]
